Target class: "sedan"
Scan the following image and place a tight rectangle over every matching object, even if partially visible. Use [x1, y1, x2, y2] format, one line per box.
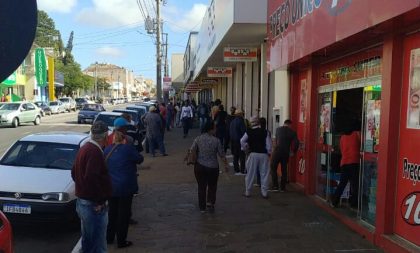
[0, 102, 42, 128]
[93, 112, 122, 133]
[34, 101, 52, 116]
[0, 211, 13, 253]
[78, 104, 105, 124]
[48, 101, 66, 114]
[0, 132, 89, 223]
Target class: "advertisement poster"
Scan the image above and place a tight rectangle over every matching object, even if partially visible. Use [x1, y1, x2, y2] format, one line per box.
[223, 47, 258, 62]
[207, 67, 233, 78]
[365, 100, 381, 153]
[299, 79, 307, 123]
[407, 48, 420, 129]
[320, 103, 331, 134]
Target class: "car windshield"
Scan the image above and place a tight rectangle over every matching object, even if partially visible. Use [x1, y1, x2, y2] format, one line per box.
[127, 107, 146, 116]
[95, 114, 121, 128]
[49, 102, 58, 106]
[59, 98, 69, 102]
[75, 98, 85, 102]
[0, 141, 79, 170]
[0, 103, 20, 111]
[114, 110, 139, 121]
[82, 104, 102, 111]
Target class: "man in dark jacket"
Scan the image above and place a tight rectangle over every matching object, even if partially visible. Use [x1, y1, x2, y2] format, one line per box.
[271, 119, 299, 192]
[72, 121, 112, 253]
[229, 109, 247, 175]
[224, 106, 236, 152]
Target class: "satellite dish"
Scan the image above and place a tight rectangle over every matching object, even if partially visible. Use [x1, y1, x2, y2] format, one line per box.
[0, 0, 38, 82]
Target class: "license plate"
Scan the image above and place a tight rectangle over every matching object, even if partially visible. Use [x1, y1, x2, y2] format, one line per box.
[3, 203, 31, 214]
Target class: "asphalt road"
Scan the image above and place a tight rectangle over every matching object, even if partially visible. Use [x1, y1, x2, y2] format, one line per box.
[0, 103, 128, 253]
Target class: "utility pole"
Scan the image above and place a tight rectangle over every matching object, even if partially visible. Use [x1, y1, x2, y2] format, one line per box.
[156, 0, 162, 102]
[94, 62, 98, 99]
[163, 33, 168, 77]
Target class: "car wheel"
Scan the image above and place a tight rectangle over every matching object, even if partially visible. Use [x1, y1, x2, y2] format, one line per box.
[48, 111, 52, 116]
[41, 111, 45, 117]
[11, 117, 19, 128]
[34, 116, 41, 125]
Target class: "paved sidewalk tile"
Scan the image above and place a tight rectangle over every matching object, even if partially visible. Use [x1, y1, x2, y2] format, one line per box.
[108, 127, 382, 253]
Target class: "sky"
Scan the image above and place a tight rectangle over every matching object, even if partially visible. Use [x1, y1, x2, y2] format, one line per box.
[37, 0, 208, 81]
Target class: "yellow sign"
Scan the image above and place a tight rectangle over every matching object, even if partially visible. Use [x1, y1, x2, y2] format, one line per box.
[48, 57, 55, 101]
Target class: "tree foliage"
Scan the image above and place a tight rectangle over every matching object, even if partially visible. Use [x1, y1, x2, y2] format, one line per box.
[35, 11, 92, 96]
[97, 77, 111, 91]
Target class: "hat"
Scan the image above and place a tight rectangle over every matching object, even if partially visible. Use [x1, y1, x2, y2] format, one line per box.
[114, 117, 129, 128]
[149, 106, 157, 112]
[91, 121, 108, 134]
[250, 116, 260, 126]
[234, 109, 243, 116]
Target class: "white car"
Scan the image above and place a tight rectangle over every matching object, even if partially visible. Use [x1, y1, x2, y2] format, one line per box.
[0, 132, 89, 222]
[48, 101, 66, 114]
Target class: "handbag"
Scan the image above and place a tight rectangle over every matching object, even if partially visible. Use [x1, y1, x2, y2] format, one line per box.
[184, 137, 199, 166]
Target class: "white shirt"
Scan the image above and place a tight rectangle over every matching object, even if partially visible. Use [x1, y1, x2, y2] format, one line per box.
[181, 106, 193, 119]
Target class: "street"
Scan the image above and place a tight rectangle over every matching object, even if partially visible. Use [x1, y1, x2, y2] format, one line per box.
[0, 104, 124, 253]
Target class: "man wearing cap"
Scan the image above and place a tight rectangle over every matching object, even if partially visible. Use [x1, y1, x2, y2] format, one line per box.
[240, 116, 272, 198]
[229, 109, 247, 175]
[143, 106, 168, 157]
[72, 121, 112, 253]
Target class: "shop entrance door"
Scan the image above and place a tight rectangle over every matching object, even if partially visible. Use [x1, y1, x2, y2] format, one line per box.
[359, 86, 381, 226]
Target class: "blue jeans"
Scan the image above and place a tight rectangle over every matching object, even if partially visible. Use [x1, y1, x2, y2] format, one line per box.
[199, 117, 207, 130]
[148, 135, 166, 155]
[76, 198, 108, 253]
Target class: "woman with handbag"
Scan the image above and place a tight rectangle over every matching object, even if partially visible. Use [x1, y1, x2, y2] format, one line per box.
[188, 121, 228, 213]
[104, 131, 144, 248]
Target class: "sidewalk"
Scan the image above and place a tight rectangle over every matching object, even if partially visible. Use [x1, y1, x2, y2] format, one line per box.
[107, 127, 382, 253]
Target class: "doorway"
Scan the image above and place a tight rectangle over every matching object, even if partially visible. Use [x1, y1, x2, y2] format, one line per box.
[315, 85, 381, 226]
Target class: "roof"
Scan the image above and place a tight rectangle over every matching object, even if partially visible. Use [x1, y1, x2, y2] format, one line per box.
[97, 112, 122, 116]
[113, 109, 139, 114]
[19, 132, 89, 145]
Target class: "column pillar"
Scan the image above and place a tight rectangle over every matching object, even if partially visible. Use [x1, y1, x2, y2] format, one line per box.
[261, 43, 269, 119]
[235, 63, 243, 110]
[227, 77, 233, 110]
[244, 62, 253, 118]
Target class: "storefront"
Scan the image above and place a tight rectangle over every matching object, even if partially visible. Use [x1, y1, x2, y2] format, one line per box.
[268, 0, 420, 252]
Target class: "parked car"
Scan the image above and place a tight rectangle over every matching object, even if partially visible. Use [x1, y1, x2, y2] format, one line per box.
[93, 112, 123, 132]
[48, 101, 66, 114]
[34, 101, 52, 116]
[58, 97, 76, 112]
[0, 132, 89, 223]
[0, 211, 13, 253]
[0, 102, 42, 128]
[134, 103, 153, 113]
[75, 98, 91, 110]
[78, 104, 105, 124]
[113, 109, 141, 126]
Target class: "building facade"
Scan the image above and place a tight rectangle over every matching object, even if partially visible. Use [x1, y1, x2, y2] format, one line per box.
[267, 1, 420, 252]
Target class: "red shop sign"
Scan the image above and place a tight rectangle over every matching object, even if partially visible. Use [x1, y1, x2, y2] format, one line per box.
[267, 0, 420, 71]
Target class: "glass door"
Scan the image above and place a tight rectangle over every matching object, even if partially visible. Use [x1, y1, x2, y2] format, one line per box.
[316, 92, 333, 199]
[359, 86, 381, 226]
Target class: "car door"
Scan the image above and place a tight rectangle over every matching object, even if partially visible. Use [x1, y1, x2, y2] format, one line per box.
[20, 103, 31, 123]
[26, 103, 38, 121]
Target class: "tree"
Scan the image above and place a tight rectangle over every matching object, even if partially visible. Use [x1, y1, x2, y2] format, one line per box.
[97, 77, 111, 91]
[55, 60, 94, 96]
[35, 10, 64, 54]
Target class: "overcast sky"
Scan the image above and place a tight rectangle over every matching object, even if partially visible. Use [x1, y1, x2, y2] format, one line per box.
[37, 0, 208, 81]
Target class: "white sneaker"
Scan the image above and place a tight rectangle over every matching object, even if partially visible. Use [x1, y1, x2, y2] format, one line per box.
[234, 172, 242, 176]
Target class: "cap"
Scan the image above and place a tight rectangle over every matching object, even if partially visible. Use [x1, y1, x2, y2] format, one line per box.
[234, 109, 243, 116]
[149, 106, 157, 112]
[250, 116, 260, 126]
[91, 121, 108, 134]
[114, 117, 129, 128]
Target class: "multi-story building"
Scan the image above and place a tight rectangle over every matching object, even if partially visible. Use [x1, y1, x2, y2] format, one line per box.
[83, 63, 135, 99]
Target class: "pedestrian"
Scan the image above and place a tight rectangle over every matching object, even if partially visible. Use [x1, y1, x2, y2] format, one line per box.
[105, 131, 144, 248]
[71, 121, 112, 253]
[143, 106, 168, 157]
[211, 99, 221, 120]
[166, 102, 174, 130]
[197, 103, 209, 131]
[225, 106, 236, 152]
[241, 116, 272, 198]
[255, 117, 271, 187]
[214, 104, 227, 147]
[159, 103, 167, 130]
[270, 119, 299, 192]
[181, 101, 194, 138]
[107, 117, 134, 146]
[175, 103, 181, 127]
[189, 121, 228, 213]
[330, 121, 361, 208]
[229, 109, 247, 175]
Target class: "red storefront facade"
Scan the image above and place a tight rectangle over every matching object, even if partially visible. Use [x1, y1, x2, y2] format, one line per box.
[268, 1, 420, 252]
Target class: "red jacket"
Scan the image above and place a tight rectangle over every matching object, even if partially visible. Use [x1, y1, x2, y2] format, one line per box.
[340, 131, 361, 166]
[71, 142, 112, 204]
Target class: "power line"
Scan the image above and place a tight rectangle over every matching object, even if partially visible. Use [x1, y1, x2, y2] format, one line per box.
[74, 21, 144, 39]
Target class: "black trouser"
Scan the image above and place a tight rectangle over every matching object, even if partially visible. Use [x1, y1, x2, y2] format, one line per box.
[194, 163, 219, 210]
[231, 140, 245, 173]
[107, 196, 133, 245]
[182, 118, 191, 136]
[332, 163, 360, 207]
[271, 150, 289, 190]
